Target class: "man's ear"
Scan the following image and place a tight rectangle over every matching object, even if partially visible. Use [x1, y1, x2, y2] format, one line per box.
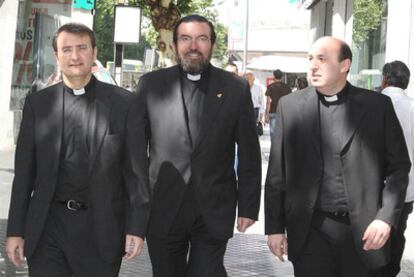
[341, 59, 351, 73]
[381, 77, 388, 89]
[93, 47, 98, 60]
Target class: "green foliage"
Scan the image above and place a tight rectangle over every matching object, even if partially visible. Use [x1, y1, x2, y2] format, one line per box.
[353, 0, 384, 46]
[94, 0, 229, 65]
[93, 0, 116, 66]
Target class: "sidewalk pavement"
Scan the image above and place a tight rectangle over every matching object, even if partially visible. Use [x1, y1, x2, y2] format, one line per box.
[0, 127, 413, 276]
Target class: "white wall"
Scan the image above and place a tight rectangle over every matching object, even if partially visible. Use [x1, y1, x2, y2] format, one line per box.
[385, 0, 414, 96]
[0, 0, 19, 150]
[71, 8, 93, 28]
[331, 0, 353, 45]
[227, 0, 311, 52]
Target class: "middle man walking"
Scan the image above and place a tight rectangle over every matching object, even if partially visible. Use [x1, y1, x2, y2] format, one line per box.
[134, 14, 262, 277]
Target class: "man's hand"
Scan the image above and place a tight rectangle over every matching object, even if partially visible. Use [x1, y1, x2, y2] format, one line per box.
[362, 219, 391, 251]
[124, 234, 144, 260]
[265, 113, 270, 124]
[267, 234, 288, 261]
[6, 236, 25, 267]
[236, 217, 256, 233]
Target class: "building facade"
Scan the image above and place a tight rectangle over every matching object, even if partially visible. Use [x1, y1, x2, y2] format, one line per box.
[0, 0, 93, 150]
[303, 0, 414, 96]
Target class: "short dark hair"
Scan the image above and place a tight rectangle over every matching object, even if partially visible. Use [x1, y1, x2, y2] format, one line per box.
[173, 14, 216, 45]
[382, 60, 411, 89]
[53, 23, 96, 52]
[338, 41, 352, 62]
[296, 77, 308, 90]
[273, 69, 283, 79]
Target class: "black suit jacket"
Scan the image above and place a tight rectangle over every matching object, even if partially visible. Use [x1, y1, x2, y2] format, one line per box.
[7, 79, 150, 263]
[265, 84, 410, 268]
[134, 65, 261, 239]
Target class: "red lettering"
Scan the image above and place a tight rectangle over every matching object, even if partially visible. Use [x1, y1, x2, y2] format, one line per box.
[14, 42, 22, 63]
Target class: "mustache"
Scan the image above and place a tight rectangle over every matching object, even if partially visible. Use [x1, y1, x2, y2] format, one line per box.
[184, 50, 203, 56]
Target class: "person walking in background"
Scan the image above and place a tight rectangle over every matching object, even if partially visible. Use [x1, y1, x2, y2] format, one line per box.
[245, 70, 264, 123]
[225, 63, 239, 76]
[295, 76, 308, 91]
[265, 36, 410, 277]
[381, 60, 414, 277]
[265, 69, 291, 138]
[134, 14, 261, 277]
[6, 23, 149, 276]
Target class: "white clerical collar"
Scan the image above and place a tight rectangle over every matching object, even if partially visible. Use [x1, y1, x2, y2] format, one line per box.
[324, 94, 338, 102]
[73, 87, 86, 95]
[187, 73, 201, 81]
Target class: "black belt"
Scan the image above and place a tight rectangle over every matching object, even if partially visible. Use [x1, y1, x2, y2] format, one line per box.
[316, 210, 349, 219]
[56, 200, 88, 211]
[329, 211, 349, 217]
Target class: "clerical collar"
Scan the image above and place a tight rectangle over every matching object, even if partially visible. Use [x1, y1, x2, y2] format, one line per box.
[63, 75, 96, 96]
[187, 73, 201, 81]
[317, 82, 349, 106]
[180, 64, 211, 82]
[180, 65, 210, 93]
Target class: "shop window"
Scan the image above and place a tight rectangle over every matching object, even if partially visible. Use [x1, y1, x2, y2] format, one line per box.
[10, 0, 71, 141]
[349, 0, 387, 91]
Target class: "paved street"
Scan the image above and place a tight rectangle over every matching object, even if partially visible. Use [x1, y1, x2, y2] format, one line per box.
[0, 127, 413, 276]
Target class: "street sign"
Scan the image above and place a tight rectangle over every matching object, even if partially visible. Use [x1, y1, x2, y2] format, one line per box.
[73, 0, 94, 10]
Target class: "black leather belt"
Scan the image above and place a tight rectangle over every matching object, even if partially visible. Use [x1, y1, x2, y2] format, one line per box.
[56, 200, 88, 211]
[321, 210, 349, 218]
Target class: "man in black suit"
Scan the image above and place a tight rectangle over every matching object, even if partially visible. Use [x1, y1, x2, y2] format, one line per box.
[6, 23, 150, 276]
[134, 15, 261, 277]
[265, 36, 410, 276]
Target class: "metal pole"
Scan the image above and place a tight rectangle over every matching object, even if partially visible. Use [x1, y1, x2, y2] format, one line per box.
[242, 0, 249, 73]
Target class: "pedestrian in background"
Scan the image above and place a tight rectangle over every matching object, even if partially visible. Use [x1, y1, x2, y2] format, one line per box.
[6, 23, 149, 276]
[134, 14, 261, 277]
[265, 36, 410, 277]
[295, 76, 308, 91]
[265, 69, 291, 138]
[381, 60, 414, 277]
[245, 70, 264, 124]
[225, 62, 239, 76]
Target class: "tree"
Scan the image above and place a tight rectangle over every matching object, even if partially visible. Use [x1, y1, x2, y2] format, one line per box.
[352, 0, 384, 46]
[94, 0, 228, 67]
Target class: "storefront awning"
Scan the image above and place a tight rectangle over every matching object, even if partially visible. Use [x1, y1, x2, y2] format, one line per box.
[246, 55, 308, 73]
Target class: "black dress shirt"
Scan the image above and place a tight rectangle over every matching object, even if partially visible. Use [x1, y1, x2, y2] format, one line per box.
[54, 77, 96, 202]
[180, 67, 209, 147]
[315, 84, 350, 213]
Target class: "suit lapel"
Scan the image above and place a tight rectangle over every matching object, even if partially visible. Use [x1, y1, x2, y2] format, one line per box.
[171, 66, 193, 146]
[88, 82, 111, 176]
[340, 86, 365, 152]
[193, 67, 226, 153]
[302, 87, 321, 158]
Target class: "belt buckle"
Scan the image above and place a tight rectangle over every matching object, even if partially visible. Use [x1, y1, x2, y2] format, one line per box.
[333, 211, 348, 217]
[67, 200, 79, 211]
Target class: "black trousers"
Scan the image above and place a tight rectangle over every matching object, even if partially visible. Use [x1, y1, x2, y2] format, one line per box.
[147, 185, 228, 277]
[27, 203, 122, 277]
[293, 211, 384, 277]
[385, 201, 413, 277]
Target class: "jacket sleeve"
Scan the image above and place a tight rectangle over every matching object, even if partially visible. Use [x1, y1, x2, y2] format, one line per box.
[376, 97, 411, 227]
[122, 83, 151, 238]
[235, 81, 262, 221]
[7, 95, 37, 237]
[264, 99, 286, 235]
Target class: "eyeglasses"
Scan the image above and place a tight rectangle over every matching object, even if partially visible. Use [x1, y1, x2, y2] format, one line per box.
[178, 35, 211, 45]
[60, 44, 91, 55]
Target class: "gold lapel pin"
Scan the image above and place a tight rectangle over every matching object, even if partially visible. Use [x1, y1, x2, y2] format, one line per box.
[217, 93, 223, 98]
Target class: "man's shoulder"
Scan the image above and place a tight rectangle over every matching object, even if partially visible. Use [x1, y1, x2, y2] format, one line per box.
[267, 81, 291, 92]
[140, 65, 179, 82]
[96, 79, 132, 97]
[28, 82, 62, 101]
